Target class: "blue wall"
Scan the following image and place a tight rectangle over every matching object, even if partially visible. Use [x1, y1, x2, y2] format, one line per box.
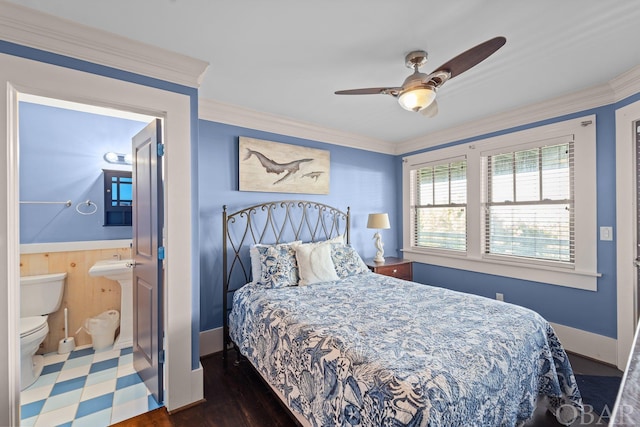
[197, 120, 399, 331]
[19, 101, 146, 243]
[404, 104, 620, 338]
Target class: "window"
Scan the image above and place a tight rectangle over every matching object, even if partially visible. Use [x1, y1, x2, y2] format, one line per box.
[103, 169, 132, 226]
[411, 158, 467, 251]
[484, 142, 573, 263]
[402, 116, 597, 290]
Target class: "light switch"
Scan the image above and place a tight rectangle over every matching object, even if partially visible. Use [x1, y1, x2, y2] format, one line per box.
[600, 226, 613, 241]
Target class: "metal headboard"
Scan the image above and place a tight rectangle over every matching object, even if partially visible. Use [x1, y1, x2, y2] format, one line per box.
[222, 200, 350, 360]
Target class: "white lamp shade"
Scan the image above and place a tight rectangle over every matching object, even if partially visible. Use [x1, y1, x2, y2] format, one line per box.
[398, 87, 436, 112]
[367, 213, 390, 229]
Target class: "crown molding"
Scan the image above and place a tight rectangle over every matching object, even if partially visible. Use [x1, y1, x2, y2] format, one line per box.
[0, 1, 209, 88]
[199, 98, 396, 154]
[200, 64, 639, 157]
[610, 64, 640, 102]
[397, 83, 615, 155]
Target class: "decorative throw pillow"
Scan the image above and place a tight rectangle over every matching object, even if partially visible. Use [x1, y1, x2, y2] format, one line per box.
[331, 243, 370, 278]
[250, 241, 301, 288]
[292, 241, 339, 286]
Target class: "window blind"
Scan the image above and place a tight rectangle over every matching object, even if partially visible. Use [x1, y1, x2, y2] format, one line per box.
[411, 159, 467, 251]
[484, 142, 574, 263]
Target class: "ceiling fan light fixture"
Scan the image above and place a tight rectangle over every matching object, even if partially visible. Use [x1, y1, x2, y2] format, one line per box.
[334, 37, 505, 116]
[398, 86, 436, 112]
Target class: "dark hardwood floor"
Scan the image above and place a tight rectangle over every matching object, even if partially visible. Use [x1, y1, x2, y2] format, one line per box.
[114, 349, 295, 427]
[114, 350, 622, 427]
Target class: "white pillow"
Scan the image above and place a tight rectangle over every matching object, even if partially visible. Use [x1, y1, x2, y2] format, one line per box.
[292, 241, 339, 286]
[326, 234, 345, 245]
[249, 245, 262, 282]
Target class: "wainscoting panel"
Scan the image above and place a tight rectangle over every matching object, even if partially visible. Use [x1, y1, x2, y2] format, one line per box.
[20, 247, 130, 353]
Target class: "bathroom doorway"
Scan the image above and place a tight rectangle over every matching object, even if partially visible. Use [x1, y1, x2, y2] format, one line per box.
[18, 94, 164, 425]
[1, 52, 201, 427]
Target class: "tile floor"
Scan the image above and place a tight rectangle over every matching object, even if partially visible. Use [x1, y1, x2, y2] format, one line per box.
[20, 345, 161, 427]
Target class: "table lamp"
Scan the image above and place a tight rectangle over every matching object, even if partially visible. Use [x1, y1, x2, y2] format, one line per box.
[367, 213, 390, 263]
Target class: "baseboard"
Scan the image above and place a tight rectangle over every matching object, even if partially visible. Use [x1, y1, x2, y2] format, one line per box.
[550, 322, 617, 366]
[190, 362, 204, 404]
[167, 399, 206, 415]
[199, 327, 223, 357]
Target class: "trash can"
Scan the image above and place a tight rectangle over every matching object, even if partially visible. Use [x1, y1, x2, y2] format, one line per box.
[83, 309, 120, 350]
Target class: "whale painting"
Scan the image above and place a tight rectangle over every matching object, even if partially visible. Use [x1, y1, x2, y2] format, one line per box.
[239, 137, 329, 194]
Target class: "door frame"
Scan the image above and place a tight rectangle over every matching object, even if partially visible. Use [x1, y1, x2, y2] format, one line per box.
[0, 53, 202, 426]
[616, 99, 640, 369]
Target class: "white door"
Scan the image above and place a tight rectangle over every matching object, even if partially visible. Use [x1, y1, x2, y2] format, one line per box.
[132, 119, 164, 403]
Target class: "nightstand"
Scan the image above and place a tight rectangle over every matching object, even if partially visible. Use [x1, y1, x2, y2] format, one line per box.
[365, 257, 413, 281]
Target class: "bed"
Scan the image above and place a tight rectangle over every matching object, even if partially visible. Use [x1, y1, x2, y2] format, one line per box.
[222, 200, 583, 426]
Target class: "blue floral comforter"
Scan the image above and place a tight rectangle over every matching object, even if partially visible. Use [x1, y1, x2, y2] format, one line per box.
[229, 272, 583, 426]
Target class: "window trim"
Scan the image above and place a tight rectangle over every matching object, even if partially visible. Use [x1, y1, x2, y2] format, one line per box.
[482, 139, 574, 264]
[411, 156, 468, 252]
[402, 115, 598, 291]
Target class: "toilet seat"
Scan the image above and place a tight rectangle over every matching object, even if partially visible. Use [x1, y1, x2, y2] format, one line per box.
[20, 316, 47, 338]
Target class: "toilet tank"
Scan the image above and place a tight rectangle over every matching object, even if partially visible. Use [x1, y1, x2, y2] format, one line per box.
[20, 272, 67, 317]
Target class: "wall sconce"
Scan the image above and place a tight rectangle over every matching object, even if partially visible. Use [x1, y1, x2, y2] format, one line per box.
[367, 213, 391, 263]
[104, 152, 132, 165]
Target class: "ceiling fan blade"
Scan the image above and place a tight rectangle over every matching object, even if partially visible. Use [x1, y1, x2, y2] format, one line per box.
[420, 99, 439, 118]
[433, 36, 506, 79]
[334, 87, 402, 95]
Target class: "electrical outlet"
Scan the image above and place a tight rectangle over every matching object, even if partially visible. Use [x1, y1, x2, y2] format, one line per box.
[600, 226, 613, 241]
[496, 293, 504, 302]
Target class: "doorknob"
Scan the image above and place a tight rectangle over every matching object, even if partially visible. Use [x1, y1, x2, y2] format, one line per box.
[126, 260, 137, 268]
[634, 259, 640, 268]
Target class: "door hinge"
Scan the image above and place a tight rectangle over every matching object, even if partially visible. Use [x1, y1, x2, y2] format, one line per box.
[157, 143, 165, 157]
[159, 349, 165, 364]
[158, 246, 165, 260]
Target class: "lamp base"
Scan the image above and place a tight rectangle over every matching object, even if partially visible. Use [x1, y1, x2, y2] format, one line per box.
[373, 255, 385, 264]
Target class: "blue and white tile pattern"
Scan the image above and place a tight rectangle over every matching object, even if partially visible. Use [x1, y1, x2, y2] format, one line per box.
[20, 346, 161, 426]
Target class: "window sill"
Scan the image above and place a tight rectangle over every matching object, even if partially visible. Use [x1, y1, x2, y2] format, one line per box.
[402, 248, 599, 291]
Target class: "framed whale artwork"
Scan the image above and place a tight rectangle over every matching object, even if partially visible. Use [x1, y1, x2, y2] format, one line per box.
[239, 136, 330, 194]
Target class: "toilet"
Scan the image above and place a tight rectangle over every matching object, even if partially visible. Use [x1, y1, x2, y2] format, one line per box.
[20, 272, 67, 390]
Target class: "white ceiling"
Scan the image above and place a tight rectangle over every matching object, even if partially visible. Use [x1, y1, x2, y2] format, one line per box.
[8, 0, 640, 145]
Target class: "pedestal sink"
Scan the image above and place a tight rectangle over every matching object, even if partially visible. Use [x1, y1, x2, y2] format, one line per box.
[88, 259, 134, 350]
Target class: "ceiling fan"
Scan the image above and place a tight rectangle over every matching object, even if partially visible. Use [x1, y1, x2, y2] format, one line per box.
[335, 36, 506, 117]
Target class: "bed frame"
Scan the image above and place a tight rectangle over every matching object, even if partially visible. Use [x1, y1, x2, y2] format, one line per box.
[222, 200, 350, 362]
[220, 201, 582, 426]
